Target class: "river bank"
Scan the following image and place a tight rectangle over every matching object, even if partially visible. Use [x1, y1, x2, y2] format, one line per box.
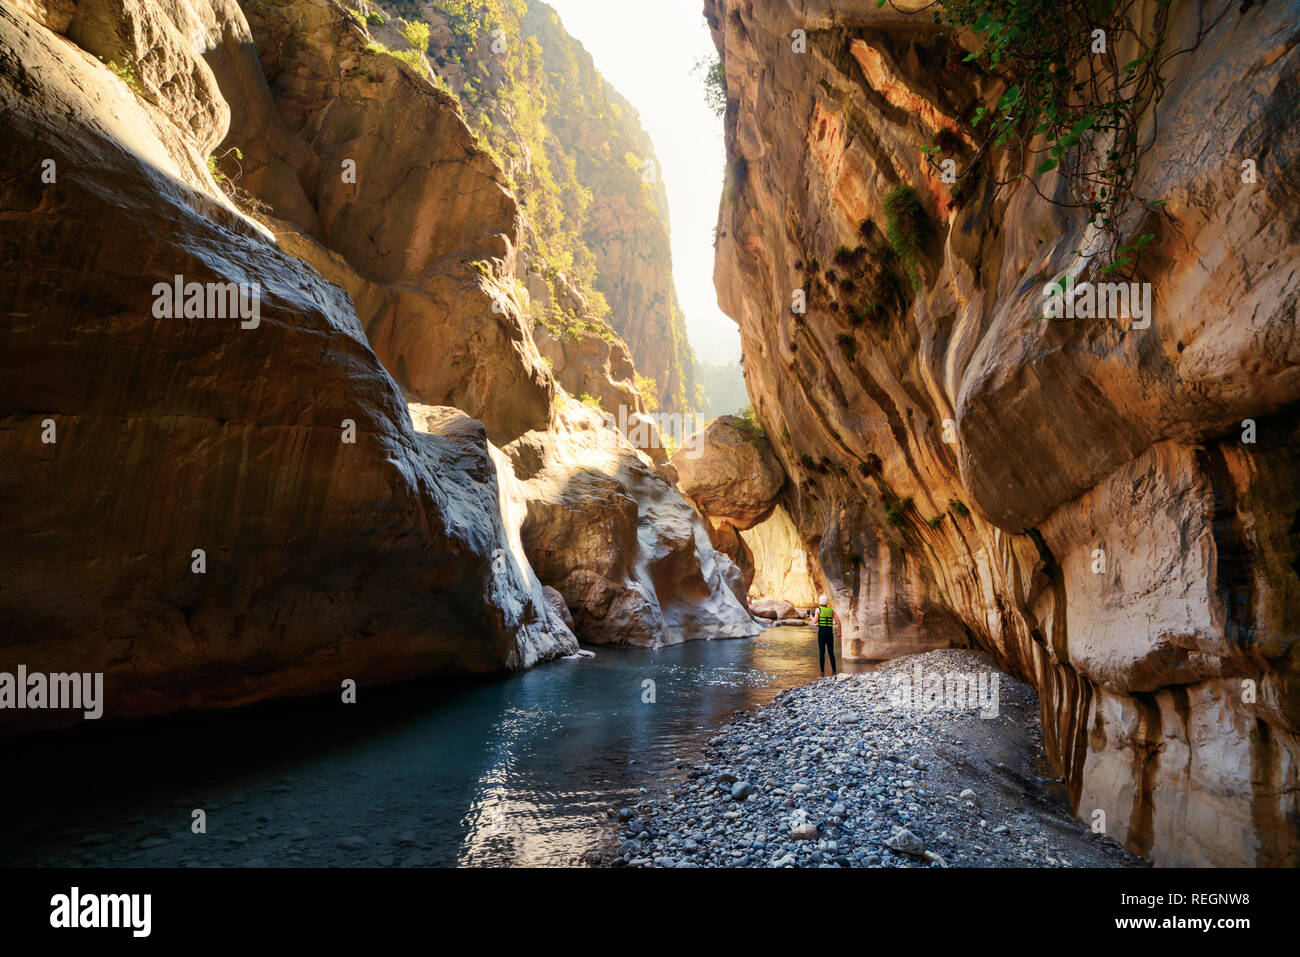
[597, 649, 1143, 868]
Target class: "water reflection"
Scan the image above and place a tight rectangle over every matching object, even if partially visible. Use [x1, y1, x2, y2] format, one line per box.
[2, 627, 873, 868]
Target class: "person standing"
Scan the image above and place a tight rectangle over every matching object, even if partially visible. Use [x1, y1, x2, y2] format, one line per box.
[813, 595, 837, 676]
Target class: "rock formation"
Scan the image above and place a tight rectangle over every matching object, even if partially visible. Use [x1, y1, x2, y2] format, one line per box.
[0, 0, 576, 730]
[533, 324, 645, 431]
[402, 0, 698, 414]
[0, 0, 749, 732]
[706, 0, 1300, 865]
[522, 1, 699, 415]
[672, 414, 785, 530]
[740, 505, 819, 607]
[512, 401, 759, 646]
[222, 0, 552, 444]
[669, 413, 780, 603]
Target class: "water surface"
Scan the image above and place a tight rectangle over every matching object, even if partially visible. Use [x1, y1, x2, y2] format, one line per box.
[2, 626, 872, 867]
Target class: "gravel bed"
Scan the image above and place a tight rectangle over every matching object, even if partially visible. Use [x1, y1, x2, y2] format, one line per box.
[595, 650, 1144, 869]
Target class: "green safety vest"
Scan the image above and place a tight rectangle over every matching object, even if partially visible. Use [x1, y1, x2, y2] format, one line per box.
[816, 605, 834, 627]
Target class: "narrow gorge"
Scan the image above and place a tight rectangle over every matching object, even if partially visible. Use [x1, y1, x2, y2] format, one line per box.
[0, 0, 1296, 879]
[1, 0, 755, 723]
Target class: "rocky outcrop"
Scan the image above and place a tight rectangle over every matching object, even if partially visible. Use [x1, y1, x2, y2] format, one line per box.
[0, 0, 576, 731]
[708, 0, 1300, 865]
[672, 415, 784, 529]
[534, 323, 645, 428]
[672, 417, 817, 607]
[512, 400, 760, 647]
[672, 413, 790, 602]
[218, 0, 552, 444]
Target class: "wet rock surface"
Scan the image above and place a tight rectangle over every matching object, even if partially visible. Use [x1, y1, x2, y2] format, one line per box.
[599, 651, 1142, 868]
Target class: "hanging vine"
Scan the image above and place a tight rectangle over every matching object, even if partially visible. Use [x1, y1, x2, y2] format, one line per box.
[880, 0, 1233, 270]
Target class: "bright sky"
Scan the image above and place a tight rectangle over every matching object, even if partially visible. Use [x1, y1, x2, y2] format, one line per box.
[543, 0, 741, 364]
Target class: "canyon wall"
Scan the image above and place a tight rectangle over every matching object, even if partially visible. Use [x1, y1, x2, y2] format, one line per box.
[707, 0, 1300, 865]
[741, 505, 819, 607]
[388, 0, 698, 413]
[219, 0, 751, 645]
[0, 0, 751, 730]
[0, 0, 576, 730]
[522, 1, 699, 415]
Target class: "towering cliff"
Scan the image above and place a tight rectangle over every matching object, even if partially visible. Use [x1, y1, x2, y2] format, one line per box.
[373, 0, 699, 413]
[707, 0, 1300, 866]
[0, 0, 754, 731]
[522, 1, 699, 415]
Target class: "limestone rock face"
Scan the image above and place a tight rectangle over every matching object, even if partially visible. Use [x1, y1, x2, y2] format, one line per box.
[672, 415, 785, 530]
[707, 0, 1300, 865]
[510, 402, 761, 647]
[497, 1, 701, 414]
[533, 322, 661, 460]
[219, 0, 554, 443]
[522, 470, 640, 586]
[739, 506, 819, 607]
[540, 585, 575, 633]
[708, 520, 755, 592]
[0, 2, 575, 730]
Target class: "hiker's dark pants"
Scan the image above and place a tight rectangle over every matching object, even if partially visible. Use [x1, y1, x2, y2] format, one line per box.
[817, 625, 836, 674]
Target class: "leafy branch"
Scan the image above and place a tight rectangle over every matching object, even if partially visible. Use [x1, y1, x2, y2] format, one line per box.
[887, 0, 1228, 268]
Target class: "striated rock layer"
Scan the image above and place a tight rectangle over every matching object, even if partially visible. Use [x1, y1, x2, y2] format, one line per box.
[0, 0, 576, 731]
[707, 0, 1300, 865]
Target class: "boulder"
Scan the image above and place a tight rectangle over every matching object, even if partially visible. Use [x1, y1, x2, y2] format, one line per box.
[708, 520, 755, 590]
[750, 598, 799, 621]
[671, 415, 784, 530]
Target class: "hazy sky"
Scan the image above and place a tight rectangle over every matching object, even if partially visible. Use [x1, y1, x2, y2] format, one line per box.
[544, 0, 741, 365]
